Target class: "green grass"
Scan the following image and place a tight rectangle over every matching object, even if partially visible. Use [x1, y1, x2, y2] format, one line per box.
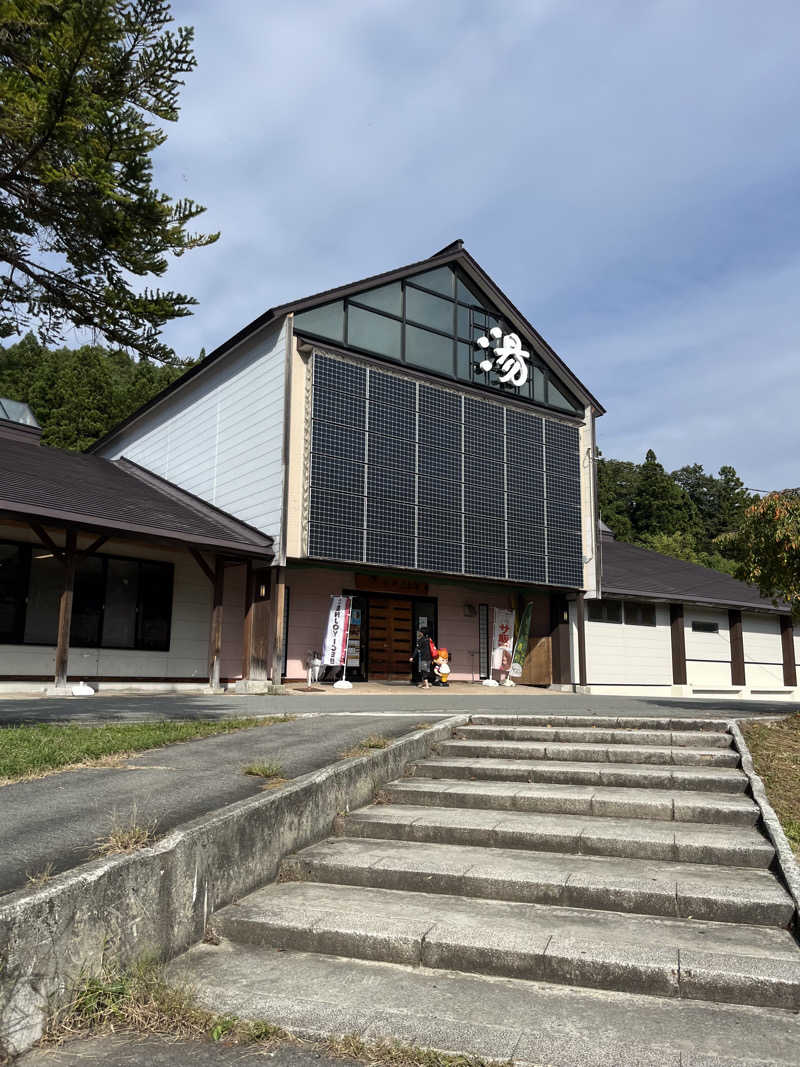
[0, 715, 294, 785]
[243, 760, 284, 779]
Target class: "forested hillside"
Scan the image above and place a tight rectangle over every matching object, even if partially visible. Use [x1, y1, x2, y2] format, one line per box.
[1, 335, 754, 577]
[598, 450, 754, 575]
[0, 334, 197, 451]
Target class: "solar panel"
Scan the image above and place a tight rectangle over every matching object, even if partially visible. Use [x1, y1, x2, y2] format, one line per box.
[308, 352, 583, 587]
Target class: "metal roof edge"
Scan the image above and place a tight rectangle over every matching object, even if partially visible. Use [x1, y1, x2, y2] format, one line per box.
[600, 584, 787, 614]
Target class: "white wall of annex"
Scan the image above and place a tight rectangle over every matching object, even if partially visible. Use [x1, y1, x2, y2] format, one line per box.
[742, 612, 784, 688]
[97, 318, 288, 539]
[684, 607, 732, 688]
[584, 602, 672, 685]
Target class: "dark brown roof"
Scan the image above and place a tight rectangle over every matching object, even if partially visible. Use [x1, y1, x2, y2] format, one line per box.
[89, 240, 604, 453]
[601, 538, 785, 613]
[0, 439, 273, 558]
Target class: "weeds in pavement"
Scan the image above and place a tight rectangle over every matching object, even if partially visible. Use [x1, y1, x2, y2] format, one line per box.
[93, 805, 158, 856]
[340, 734, 390, 758]
[25, 862, 54, 887]
[243, 760, 284, 779]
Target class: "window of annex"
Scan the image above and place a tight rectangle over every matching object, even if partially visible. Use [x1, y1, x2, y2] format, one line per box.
[293, 264, 584, 415]
[624, 602, 656, 627]
[0, 540, 173, 651]
[587, 599, 622, 623]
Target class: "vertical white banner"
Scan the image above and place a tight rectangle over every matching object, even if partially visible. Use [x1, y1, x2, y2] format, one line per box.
[322, 596, 352, 667]
[491, 607, 516, 672]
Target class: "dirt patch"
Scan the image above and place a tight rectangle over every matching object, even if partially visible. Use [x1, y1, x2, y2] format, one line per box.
[741, 713, 800, 854]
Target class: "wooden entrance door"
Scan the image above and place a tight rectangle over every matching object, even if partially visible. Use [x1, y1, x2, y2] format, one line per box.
[367, 597, 413, 680]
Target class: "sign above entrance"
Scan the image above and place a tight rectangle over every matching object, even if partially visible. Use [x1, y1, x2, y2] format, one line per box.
[355, 574, 429, 596]
[476, 327, 530, 388]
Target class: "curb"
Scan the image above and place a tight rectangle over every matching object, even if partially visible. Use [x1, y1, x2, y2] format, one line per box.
[728, 719, 800, 932]
[0, 715, 466, 1059]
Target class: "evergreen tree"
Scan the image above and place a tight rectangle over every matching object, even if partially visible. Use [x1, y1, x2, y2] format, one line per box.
[0, 0, 218, 363]
[631, 449, 697, 538]
[597, 454, 638, 541]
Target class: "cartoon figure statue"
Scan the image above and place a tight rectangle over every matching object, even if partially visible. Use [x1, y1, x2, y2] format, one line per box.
[434, 648, 451, 687]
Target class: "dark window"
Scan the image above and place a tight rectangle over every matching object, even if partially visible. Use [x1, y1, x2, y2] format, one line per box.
[347, 306, 402, 359]
[408, 265, 455, 297]
[587, 599, 622, 623]
[406, 286, 454, 333]
[625, 602, 656, 627]
[405, 324, 454, 375]
[293, 300, 345, 342]
[692, 620, 719, 633]
[350, 282, 402, 316]
[0, 540, 173, 651]
[0, 542, 27, 643]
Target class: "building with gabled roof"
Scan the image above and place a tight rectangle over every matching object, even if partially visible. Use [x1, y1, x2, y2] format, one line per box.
[0, 242, 796, 699]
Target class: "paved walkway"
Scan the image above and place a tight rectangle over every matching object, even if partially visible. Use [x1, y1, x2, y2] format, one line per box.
[0, 713, 435, 897]
[1, 686, 797, 725]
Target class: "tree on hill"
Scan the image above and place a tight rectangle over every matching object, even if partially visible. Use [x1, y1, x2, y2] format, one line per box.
[631, 449, 698, 538]
[0, 333, 192, 448]
[726, 490, 800, 618]
[0, 0, 218, 364]
[673, 462, 753, 551]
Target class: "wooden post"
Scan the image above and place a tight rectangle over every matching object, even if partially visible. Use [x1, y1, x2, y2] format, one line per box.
[54, 529, 77, 689]
[208, 555, 225, 690]
[242, 562, 271, 680]
[780, 614, 797, 687]
[576, 592, 587, 687]
[270, 567, 286, 684]
[669, 603, 687, 685]
[728, 609, 746, 686]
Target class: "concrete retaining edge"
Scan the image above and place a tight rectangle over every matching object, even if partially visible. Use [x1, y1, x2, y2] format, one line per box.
[728, 719, 800, 932]
[0, 715, 467, 1059]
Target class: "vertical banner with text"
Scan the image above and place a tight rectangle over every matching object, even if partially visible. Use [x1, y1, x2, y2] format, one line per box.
[322, 596, 352, 668]
[491, 607, 516, 672]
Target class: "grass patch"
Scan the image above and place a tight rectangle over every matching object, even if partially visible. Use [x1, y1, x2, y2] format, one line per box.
[243, 760, 284, 779]
[741, 713, 800, 854]
[340, 734, 390, 758]
[93, 806, 159, 856]
[26, 862, 54, 888]
[0, 715, 295, 786]
[44, 960, 493, 1067]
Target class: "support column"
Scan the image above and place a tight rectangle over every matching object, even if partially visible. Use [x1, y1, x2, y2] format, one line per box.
[242, 563, 271, 681]
[728, 609, 746, 687]
[270, 567, 287, 685]
[780, 614, 797, 687]
[576, 592, 587, 687]
[669, 603, 687, 685]
[53, 529, 77, 689]
[208, 556, 225, 691]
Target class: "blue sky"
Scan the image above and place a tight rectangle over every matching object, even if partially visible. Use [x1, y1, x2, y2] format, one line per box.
[151, 0, 799, 490]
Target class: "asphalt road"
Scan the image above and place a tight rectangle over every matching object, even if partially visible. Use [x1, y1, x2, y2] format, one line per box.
[0, 712, 437, 897]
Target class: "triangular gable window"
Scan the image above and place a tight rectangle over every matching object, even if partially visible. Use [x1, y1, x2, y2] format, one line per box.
[293, 264, 582, 415]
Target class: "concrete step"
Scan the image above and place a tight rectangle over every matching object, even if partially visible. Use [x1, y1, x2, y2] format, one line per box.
[340, 803, 775, 867]
[471, 714, 731, 732]
[171, 941, 800, 1067]
[211, 881, 800, 1009]
[383, 777, 760, 825]
[455, 724, 734, 749]
[282, 836, 795, 926]
[437, 737, 741, 767]
[412, 755, 749, 793]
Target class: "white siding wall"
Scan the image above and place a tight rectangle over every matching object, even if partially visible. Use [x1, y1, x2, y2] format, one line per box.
[0, 527, 212, 680]
[742, 612, 785, 688]
[685, 607, 732, 688]
[97, 318, 288, 538]
[585, 602, 672, 685]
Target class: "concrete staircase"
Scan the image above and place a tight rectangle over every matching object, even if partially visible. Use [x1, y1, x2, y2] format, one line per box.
[173, 714, 800, 1066]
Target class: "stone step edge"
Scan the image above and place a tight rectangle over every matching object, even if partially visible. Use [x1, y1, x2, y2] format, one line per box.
[469, 715, 731, 732]
[383, 779, 759, 826]
[436, 740, 740, 767]
[409, 757, 749, 793]
[280, 840, 794, 927]
[213, 898, 800, 1010]
[455, 727, 734, 749]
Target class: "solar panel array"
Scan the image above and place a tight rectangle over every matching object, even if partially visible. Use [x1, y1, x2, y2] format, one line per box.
[308, 353, 583, 587]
